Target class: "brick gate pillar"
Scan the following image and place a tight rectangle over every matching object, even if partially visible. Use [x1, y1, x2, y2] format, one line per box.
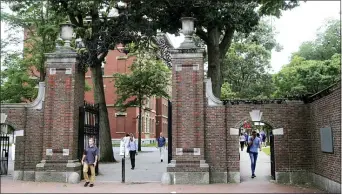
[163, 17, 209, 184]
[35, 23, 84, 183]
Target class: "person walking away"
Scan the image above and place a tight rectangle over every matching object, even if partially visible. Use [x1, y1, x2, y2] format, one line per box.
[239, 133, 245, 151]
[123, 134, 130, 158]
[244, 132, 249, 146]
[261, 131, 267, 147]
[248, 130, 261, 178]
[81, 137, 98, 187]
[157, 132, 166, 162]
[127, 134, 138, 170]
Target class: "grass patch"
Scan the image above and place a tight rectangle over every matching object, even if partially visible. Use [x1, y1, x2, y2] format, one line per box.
[262, 147, 270, 155]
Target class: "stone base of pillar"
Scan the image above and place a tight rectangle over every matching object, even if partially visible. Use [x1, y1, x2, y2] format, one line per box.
[35, 160, 82, 183]
[162, 160, 210, 184]
[13, 170, 36, 181]
[227, 171, 240, 183]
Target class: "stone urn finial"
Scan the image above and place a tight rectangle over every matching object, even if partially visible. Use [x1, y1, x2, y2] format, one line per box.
[60, 23, 75, 47]
[181, 17, 195, 37]
[179, 17, 196, 49]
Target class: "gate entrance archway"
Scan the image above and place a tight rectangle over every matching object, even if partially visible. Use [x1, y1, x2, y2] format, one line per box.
[237, 120, 276, 182]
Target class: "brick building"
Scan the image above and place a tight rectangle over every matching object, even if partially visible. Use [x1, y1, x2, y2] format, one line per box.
[84, 49, 170, 143]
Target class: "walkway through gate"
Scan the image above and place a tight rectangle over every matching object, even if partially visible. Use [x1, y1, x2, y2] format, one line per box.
[78, 101, 100, 175]
[0, 133, 9, 175]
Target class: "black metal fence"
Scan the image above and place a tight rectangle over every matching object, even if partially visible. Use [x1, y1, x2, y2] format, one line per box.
[270, 132, 275, 180]
[78, 101, 100, 176]
[0, 133, 10, 175]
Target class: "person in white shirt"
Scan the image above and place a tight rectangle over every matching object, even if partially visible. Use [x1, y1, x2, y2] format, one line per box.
[240, 133, 246, 151]
[127, 134, 138, 170]
[123, 134, 130, 158]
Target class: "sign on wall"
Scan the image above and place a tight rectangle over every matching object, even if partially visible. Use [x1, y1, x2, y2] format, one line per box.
[320, 127, 334, 153]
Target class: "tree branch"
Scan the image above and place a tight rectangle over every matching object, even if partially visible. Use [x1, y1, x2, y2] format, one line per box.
[98, 51, 109, 63]
[219, 28, 235, 57]
[195, 27, 208, 43]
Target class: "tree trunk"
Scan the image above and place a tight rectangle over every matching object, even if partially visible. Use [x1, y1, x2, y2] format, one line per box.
[138, 100, 142, 152]
[207, 27, 223, 98]
[90, 64, 116, 162]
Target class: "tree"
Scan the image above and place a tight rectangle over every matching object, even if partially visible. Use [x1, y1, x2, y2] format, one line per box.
[0, 53, 38, 103]
[1, 0, 66, 81]
[45, 0, 156, 162]
[273, 54, 340, 97]
[221, 18, 278, 99]
[274, 19, 341, 98]
[292, 19, 340, 61]
[113, 51, 171, 151]
[130, 0, 300, 97]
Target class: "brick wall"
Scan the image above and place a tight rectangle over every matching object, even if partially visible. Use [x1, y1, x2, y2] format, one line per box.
[1, 100, 44, 172]
[204, 101, 312, 176]
[309, 86, 341, 184]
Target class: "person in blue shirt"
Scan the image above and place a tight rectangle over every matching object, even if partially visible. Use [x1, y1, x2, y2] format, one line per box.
[81, 137, 98, 187]
[157, 132, 166, 162]
[248, 130, 261, 178]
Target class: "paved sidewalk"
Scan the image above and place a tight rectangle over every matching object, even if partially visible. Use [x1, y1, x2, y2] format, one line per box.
[96, 147, 167, 182]
[240, 146, 272, 183]
[0, 176, 323, 193]
[2, 146, 324, 193]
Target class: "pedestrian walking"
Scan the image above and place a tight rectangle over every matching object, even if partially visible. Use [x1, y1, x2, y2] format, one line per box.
[157, 132, 166, 162]
[248, 130, 261, 178]
[123, 134, 130, 158]
[239, 133, 245, 151]
[260, 131, 267, 147]
[127, 134, 138, 170]
[244, 132, 249, 146]
[81, 137, 98, 187]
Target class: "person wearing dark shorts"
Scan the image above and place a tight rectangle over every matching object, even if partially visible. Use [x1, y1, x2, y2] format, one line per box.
[81, 137, 98, 187]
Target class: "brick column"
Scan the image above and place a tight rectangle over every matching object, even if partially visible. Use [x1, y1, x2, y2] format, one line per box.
[35, 24, 84, 183]
[163, 17, 209, 184]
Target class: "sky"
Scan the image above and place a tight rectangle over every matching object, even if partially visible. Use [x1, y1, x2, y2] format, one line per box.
[1, 1, 341, 73]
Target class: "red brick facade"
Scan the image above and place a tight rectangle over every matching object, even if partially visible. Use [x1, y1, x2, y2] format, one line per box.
[84, 49, 169, 141]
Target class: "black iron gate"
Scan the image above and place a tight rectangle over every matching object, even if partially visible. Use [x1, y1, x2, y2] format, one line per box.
[0, 133, 10, 175]
[167, 100, 172, 164]
[78, 102, 100, 176]
[270, 132, 275, 180]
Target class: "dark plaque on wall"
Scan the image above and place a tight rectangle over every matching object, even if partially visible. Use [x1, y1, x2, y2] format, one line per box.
[320, 127, 334, 153]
